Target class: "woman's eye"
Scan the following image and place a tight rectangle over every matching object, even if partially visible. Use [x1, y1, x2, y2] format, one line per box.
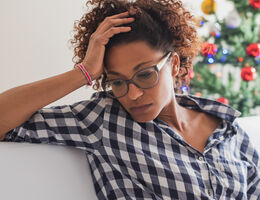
[112, 80, 124, 87]
[137, 71, 153, 79]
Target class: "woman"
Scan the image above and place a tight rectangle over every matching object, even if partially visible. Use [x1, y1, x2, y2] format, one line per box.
[0, 0, 259, 199]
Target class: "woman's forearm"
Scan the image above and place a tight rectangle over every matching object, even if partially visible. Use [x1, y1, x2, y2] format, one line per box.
[0, 67, 87, 138]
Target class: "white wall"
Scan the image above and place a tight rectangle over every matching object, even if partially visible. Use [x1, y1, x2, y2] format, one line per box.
[0, 0, 235, 107]
[0, 0, 96, 107]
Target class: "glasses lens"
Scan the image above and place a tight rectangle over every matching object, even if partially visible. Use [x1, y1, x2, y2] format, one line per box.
[103, 67, 159, 98]
[133, 67, 158, 88]
[103, 79, 128, 98]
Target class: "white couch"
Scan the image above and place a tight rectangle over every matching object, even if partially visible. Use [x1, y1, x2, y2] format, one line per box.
[0, 116, 260, 200]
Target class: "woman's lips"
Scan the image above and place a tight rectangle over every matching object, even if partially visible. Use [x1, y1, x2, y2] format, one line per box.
[130, 103, 152, 113]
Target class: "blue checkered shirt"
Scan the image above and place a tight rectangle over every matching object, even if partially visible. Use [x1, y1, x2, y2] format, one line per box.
[3, 92, 260, 199]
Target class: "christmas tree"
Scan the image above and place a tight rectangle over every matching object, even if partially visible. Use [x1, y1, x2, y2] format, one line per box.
[188, 0, 260, 116]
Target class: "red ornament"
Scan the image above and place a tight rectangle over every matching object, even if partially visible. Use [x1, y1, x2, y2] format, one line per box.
[217, 97, 229, 105]
[249, 0, 260, 9]
[238, 57, 244, 62]
[246, 43, 260, 57]
[201, 42, 218, 56]
[188, 70, 195, 79]
[210, 32, 216, 37]
[241, 66, 257, 81]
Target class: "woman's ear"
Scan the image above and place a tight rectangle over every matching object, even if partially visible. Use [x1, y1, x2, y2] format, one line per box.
[170, 52, 180, 77]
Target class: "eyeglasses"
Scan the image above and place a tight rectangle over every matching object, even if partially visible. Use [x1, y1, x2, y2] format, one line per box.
[102, 52, 172, 98]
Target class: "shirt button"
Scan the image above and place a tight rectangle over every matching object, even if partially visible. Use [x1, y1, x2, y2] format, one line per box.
[198, 156, 204, 161]
[207, 189, 214, 197]
[232, 126, 238, 132]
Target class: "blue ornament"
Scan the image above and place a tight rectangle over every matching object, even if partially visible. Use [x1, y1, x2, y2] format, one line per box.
[227, 25, 235, 29]
[216, 32, 221, 38]
[208, 57, 215, 64]
[221, 56, 226, 62]
[222, 49, 229, 55]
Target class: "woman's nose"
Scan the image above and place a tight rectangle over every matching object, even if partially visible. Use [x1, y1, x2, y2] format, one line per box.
[127, 83, 143, 100]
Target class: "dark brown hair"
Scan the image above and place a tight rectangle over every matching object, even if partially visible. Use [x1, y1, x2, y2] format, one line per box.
[69, 0, 200, 93]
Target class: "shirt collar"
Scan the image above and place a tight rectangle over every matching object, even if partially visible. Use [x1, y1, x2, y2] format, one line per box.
[175, 94, 241, 123]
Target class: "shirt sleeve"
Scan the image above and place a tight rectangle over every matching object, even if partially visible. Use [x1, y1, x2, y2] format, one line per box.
[234, 122, 260, 199]
[2, 96, 105, 154]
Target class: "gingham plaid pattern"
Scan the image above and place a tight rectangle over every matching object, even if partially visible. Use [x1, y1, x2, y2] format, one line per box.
[3, 92, 260, 200]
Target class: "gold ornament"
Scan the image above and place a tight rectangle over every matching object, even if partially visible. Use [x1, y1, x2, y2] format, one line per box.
[201, 0, 217, 15]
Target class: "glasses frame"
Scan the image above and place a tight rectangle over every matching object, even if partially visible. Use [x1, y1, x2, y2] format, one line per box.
[102, 52, 172, 98]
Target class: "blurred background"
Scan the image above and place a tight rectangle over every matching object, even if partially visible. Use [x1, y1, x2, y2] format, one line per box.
[0, 0, 259, 116]
[186, 0, 260, 117]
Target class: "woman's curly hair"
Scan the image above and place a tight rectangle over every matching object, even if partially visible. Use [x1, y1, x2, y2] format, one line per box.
[69, 0, 201, 93]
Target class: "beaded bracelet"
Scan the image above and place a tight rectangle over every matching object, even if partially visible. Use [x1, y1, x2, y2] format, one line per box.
[76, 64, 93, 86]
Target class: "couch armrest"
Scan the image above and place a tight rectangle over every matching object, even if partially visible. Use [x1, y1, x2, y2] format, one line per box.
[0, 143, 98, 200]
[236, 116, 260, 153]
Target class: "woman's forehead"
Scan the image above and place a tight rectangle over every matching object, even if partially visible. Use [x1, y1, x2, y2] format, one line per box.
[105, 41, 164, 72]
[105, 54, 164, 79]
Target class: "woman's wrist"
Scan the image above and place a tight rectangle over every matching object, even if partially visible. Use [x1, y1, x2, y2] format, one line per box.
[80, 61, 101, 81]
[73, 66, 90, 87]
[76, 64, 93, 86]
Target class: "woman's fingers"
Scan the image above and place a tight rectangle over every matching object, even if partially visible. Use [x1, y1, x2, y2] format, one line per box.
[94, 26, 131, 45]
[103, 26, 131, 41]
[93, 11, 135, 44]
[94, 10, 133, 33]
[96, 16, 134, 33]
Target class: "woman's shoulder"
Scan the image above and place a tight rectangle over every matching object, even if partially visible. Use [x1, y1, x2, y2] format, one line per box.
[66, 91, 125, 116]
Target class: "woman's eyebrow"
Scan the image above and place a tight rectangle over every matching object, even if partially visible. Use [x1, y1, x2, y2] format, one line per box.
[106, 60, 152, 76]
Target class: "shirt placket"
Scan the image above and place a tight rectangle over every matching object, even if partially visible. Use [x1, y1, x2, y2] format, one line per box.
[197, 154, 216, 199]
[202, 122, 232, 200]
[161, 125, 217, 199]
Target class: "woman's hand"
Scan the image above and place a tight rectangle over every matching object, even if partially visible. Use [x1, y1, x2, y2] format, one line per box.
[81, 11, 135, 80]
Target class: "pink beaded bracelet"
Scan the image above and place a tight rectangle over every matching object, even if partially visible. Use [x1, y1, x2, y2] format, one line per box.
[76, 64, 93, 86]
